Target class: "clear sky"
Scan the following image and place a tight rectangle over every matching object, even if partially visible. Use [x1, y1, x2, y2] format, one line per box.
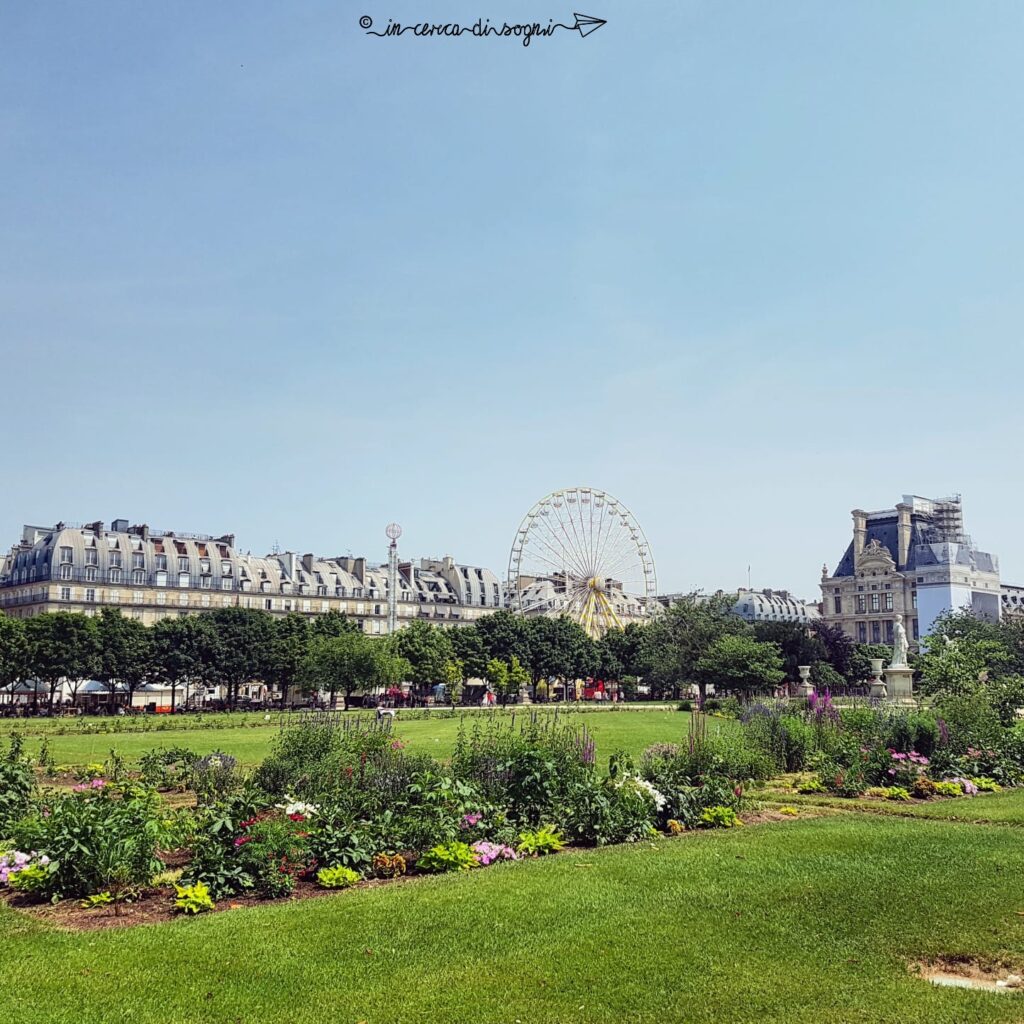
[2, 1, 1023, 598]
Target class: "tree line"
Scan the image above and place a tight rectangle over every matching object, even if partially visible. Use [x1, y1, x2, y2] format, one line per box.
[0, 596, 905, 712]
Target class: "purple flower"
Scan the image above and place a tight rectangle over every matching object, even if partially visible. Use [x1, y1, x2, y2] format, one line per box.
[460, 813, 483, 830]
[471, 841, 518, 866]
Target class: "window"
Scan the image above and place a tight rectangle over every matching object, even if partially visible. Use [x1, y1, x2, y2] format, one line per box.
[59, 546, 73, 563]
[176, 592, 188, 606]
[59, 564, 72, 580]
[912, 591, 918, 609]
[155, 554, 167, 571]
[884, 593, 893, 611]
[200, 576, 211, 589]
[178, 557, 189, 572]
[912, 618, 919, 640]
[321, 601, 330, 613]
[85, 566, 97, 582]
[109, 567, 122, 584]
[199, 558, 211, 575]
[222, 596, 232, 607]
[133, 591, 144, 605]
[302, 600, 311, 612]
[132, 552, 145, 569]
[856, 595, 866, 613]
[178, 572, 190, 588]
[201, 594, 211, 607]
[885, 621, 894, 642]
[110, 550, 122, 567]
[60, 587, 71, 601]
[85, 549, 98, 566]
[857, 622, 867, 642]
[155, 570, 167, 587]
[871, 622, 881, 642]
[265, 598, 273, 611]
[85, 588, 96, 602]
[221, 577, 233, 590]
[132, 569, 145, 585]
[221, 560, 232, 576]
[156, 591, 166, 606]
[870, 594, 880, 612]
[109, 590, 121, 604]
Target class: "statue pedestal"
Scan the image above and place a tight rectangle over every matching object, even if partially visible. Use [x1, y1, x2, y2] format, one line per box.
[518, 687, 532, 705]
[885, 667, 914, 701]
[795, 665, 813, 698]
[868, 657, 887, 700]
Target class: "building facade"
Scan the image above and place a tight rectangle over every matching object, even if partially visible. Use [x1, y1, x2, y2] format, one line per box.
[820, 494, 1004, 645]
[658, 588, 820, 625]
[0, 519, 502, 630]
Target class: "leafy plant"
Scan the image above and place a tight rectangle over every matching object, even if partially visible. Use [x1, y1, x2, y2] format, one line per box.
[516, 825, 565, 857]
[372, 852, 407, 878]
[884, 786, 911, 801]
[173, 881, 215, 914]
[699, 805, 743, 828]
[80, 891, 114, 909]
[417, 841, 479, 873]
[316, 865, 361, 888]
[933, 781, 964, 797]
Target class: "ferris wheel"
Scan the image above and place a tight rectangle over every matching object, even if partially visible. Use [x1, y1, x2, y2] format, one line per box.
[507, 487, 658, 639]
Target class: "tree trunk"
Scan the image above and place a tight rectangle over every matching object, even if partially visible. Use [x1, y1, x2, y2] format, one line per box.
[170, 679, 177, 714]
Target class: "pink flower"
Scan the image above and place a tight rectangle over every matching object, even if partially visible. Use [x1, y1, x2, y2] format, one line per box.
[460, 812, 483, 830]
[390, 740, 405, 750]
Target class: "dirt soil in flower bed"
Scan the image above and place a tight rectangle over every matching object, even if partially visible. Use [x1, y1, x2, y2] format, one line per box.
[3, 809, 801, 933]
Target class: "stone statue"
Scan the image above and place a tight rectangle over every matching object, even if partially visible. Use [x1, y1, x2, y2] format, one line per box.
[890, 615, 909, 669]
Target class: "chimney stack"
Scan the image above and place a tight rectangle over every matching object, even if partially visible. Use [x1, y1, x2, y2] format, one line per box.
[852, 509, 867, 568]
[896, 503, 912, 568]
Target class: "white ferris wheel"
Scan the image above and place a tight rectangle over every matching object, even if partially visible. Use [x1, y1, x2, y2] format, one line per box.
[507, 487, 658, 639]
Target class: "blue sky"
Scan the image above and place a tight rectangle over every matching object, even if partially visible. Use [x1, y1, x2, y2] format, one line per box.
[2, 1, 1022, 597]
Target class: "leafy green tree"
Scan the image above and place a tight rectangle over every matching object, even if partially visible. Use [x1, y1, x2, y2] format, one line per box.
[201, 608, 275, 708]
[752, 621, 826, 682]
[301, 631, 408, 709]
[395, 619, 454, 691]
[484, 657, 509, 702]
[267, 614, 311, 707]
[310, 610, 358, 640]
[96, 609, 151, 712]
[639, 593, 749, 699]
[449, 625, 487, 680]
[596, 623, 645, 682]
[915, 634, 997, 698]
[0, 615, 27, 693]
[850, 643, 899, 683]
[809, 620, 859, 679]
[694, 634, 785, 697]
[476, 610, 532, 670]
[526, 616, 597, 697]
[507, 654, 531, 702]
[150, 615, 216, 712]
[26, 612, 101, 710]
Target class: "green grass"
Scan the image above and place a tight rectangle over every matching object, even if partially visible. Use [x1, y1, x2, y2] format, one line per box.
[4, 815, 1024, 1022]
[772, 786, 1024, 824]
[10, 708, 716, 768]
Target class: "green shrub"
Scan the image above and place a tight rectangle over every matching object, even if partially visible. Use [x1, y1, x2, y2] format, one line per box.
[417, 841, 479, 873]
[864, 787, 889, 799]
[79, 891, 115, 909]
[699, 805, 743, 828]
[316, 865, 361, 889]
[911, 776, 937, 799]
[8, 863, 53, 896]
[0, 737, 34, 836]
[173, 881, 215, 914]
[884, 786, 911, 801]
[9, 784, 167, 901]
[933, 781, 964, 797]
[796, 777, 825, 794]
[516, 825, 565, 857]
[972, 777, 1001, 792]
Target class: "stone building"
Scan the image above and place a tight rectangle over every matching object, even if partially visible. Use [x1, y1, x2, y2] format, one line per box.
[657, 588, 820, 625]
[0, 519, 502, 630]
[819, 495, 1002, 645]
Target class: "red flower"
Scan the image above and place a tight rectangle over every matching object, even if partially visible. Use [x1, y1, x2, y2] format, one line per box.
[288, 813, 306, 822]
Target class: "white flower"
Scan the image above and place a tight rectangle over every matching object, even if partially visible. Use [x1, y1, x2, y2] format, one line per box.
[617, 774, 667, 811]
[276, 796, 319, 817]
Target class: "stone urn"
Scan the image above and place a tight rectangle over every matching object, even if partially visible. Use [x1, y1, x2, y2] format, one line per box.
[796, 665, 814, 698]
[869, 658, 888, 699]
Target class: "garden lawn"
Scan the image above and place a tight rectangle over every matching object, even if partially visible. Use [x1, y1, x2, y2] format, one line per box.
[12, 708, 716, 768]
[773, 787, 1024, 825]
[3, 815, 1024, 1023]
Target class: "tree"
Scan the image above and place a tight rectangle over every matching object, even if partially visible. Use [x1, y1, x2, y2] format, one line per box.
[639, 594, 749, 699]
[484, 657, 509, 702]
[809, 620, 858, 680]
[301, 632, 408, 709]
[752, 621, 826, 682]
[596, 623, 645, 682]
[310, 610, 358, 640]
[0, 616, 27, 699]
[694, 634, 785, 698]
[394, 619, 454, 691]
[267, 614, 311, 708]
[150, 615, 216, 712]
[476, 611, 532, 669]
[96, 609, 151, 712]
[507, 654, 531, 702]
[449, 625, 488, 681]
[201, 608, 275, 708]
[26, 612, 100, 710]
[526, 616, 597, 698]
